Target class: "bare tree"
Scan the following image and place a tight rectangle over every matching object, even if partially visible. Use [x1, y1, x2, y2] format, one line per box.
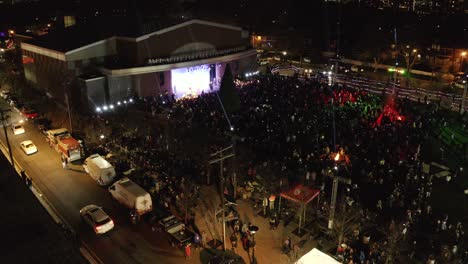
[399, 45, 423, 88]
[320, 201, 363, 250]
[382, 222, 408, 264]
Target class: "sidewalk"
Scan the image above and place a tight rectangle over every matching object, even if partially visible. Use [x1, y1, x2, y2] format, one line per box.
[192, 185, 320, 264]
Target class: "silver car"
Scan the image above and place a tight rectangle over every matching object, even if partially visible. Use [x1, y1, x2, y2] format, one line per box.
[80, 205, 114, 234]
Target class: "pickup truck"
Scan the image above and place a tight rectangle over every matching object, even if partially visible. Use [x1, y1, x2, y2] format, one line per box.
[158, 215, 194, 248]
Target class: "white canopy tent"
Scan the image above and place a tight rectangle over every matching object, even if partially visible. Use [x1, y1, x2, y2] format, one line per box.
[295, 248, 341, 264]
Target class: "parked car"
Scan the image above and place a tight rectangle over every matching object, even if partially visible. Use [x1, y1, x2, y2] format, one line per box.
[158, 215, 194, 248]
[20, 107, 39, 119]
[108, 178, 153, 216]
[80, 205, 114, 235]
[7, 95, 19, 105]
[0, 90, 10, 99]
[11, 123, 25, 135]
[33, 117, 52, 133]
[20, 140, 38, 155]
[83, 154, 116, 186]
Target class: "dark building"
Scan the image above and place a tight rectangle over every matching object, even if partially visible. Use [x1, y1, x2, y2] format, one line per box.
[0, 154, 85, 263]
[20, 18, 256, 112]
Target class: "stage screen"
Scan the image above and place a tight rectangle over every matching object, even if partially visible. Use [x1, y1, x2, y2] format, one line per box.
[171, 64, 215, 99]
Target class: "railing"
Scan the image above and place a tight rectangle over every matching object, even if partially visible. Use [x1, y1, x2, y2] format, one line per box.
[147, 45, 251, 65]
[333, 74, 468, 112]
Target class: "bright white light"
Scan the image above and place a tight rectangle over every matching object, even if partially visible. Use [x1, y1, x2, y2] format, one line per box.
[334, 165, 338, 170]
[328, 71, 332, 75]
[334, 153, 340, 161]
[109, 104, 114, 109]
[19, 119, 24, 124]
[129, 98, 133, 103]
[96, 107, 102, 112]
[117, 101, 121, 105]
[322, 71, 326, 75]
[123, 100, 127, 104]
[103, 105, 108, 111]
[100, 134, 105, 139]
[171, 65, 212, 99]
[230, 126, 234, 131]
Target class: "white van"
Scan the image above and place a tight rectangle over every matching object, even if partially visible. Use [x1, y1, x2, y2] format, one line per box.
[108, 178, 153, 216]
[83, 154, 116, 186]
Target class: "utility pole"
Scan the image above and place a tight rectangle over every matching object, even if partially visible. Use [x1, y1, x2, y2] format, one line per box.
[333, 0, 342, 85]
[392, 27, 399, 95]
[0, 109, 14, 168]
[209, 145, 234, 251]
[461, 65, 468, 114]
[326, 169, 351, 230]
[65, 92, 73, 133]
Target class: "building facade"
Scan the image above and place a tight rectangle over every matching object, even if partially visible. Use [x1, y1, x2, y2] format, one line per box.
[21, 19, 257, 112]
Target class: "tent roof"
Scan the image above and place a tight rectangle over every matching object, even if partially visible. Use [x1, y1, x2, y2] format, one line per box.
[295, 248, 340, 264]
[280, 185, 320, 204]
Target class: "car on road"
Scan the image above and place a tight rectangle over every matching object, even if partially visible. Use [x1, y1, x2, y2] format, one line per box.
[32, 117, 52, 134]
[20, 140, 38, 155]
[11, 123, 25, 135]
[20, 107, 39, 119]
[0, 90, 11, 99]
[80, 205, 114, 235]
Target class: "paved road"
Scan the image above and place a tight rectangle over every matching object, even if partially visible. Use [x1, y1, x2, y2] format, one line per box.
[0, 99, 185, 264]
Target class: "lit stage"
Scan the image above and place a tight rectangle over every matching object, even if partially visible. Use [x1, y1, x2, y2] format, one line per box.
[171, 64, 219, 99]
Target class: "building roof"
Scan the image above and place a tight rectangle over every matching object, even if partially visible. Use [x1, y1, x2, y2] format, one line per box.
[0, 154, 85, 263]
[23, 16, 243, 53]
[88, 154, 112, 170]
[118, 178, 148, 197]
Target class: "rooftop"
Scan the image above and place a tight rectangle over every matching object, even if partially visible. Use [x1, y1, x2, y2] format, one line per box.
[23, 16, 240, 53]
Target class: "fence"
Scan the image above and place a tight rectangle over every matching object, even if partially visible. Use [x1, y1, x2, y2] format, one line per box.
[334, 74, 467, 112]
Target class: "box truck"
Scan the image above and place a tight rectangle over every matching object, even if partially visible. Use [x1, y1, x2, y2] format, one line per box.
[83, 154, 116, 186]
[108, 178, 153, 216]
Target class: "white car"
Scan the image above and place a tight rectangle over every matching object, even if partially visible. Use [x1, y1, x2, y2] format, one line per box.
[0, 90, 10, 98]
[80, 205, 114, 234]
[20, 140, 38, 155]
[12, 123, 25, 135]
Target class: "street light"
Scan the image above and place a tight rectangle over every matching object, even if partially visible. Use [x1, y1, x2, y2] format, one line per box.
[461, 52, 467, 72]
[248, 225, 259, 264]
[282, 51, 287, 56]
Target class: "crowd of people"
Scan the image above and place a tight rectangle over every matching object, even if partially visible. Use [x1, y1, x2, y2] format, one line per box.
[93, 73, 466, 263]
